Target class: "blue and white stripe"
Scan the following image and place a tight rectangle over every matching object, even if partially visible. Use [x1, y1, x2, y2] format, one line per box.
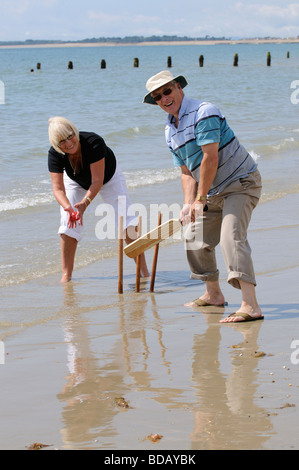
[165, 97, 257, 195]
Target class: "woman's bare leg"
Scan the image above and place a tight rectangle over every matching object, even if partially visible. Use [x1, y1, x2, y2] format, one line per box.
[60, 234, 78, 283]
[125, 228, 149, 278]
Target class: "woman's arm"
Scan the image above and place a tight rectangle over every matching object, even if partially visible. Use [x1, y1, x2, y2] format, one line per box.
[50, 171, 77, 228]
[50, 172, 72, 210]
[74, 159, 105, 215]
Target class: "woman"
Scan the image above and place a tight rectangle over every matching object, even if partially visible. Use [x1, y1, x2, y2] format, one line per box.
[48, 116, 149, 283]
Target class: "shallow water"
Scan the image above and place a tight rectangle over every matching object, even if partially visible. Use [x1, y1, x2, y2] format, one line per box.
[0, 43, 298, 285]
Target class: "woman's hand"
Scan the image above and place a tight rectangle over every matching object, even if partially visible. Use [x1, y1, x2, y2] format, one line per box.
[73, 199, 88, 225]
[65, 206, 82, 228]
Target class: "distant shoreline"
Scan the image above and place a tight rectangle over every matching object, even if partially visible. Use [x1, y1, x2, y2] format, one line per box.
[1, 38, 299, 49]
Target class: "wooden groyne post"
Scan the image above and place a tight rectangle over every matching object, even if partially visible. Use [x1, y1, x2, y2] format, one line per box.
[233, 53, 238, 67]
[199, 55, 204, 67]
[267, 52, 271, 66]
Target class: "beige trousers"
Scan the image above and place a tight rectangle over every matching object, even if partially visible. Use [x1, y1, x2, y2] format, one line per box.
[185, 170, 262, 289]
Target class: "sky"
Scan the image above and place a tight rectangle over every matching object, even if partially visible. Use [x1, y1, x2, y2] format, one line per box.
[0, 0, 298, 42]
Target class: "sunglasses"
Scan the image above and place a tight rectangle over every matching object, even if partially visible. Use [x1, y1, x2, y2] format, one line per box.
[152, 86, 174, 102]
[58, 133, 75, 148]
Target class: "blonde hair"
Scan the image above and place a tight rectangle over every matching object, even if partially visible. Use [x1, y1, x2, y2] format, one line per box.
[48, 116, 80, 154]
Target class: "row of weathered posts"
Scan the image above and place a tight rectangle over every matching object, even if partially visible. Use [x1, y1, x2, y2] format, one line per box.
[69, 51, 290, 68]
[31, 51, 291, 71]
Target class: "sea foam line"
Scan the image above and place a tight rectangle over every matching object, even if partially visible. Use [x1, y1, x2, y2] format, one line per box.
[0, 194, 54, 212]
[124, 167, 180, 188]
[0, 168, 180, 212]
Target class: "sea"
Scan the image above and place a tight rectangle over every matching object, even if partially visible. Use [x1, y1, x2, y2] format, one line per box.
[0, 42, 299, 287]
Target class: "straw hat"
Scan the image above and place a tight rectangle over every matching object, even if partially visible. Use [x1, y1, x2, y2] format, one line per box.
[143, 70, 188, 105]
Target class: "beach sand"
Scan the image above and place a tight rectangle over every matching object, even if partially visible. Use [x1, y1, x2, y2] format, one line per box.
[1, 191, 299, 451]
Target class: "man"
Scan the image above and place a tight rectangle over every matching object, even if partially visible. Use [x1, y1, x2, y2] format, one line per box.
[143, 71, 263, 323]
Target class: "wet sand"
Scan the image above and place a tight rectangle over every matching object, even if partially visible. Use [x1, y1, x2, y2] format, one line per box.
[0, 192, 299, 450]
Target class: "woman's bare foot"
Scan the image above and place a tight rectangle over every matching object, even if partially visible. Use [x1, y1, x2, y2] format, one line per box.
[140, 255, 150, 278]
[60, 272, 72, 283]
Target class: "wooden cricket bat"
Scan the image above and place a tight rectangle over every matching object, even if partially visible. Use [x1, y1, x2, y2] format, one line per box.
[124, 218, 182, 258]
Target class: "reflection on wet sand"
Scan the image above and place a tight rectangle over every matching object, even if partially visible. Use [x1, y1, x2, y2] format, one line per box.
[57, 283, 126, 448]
[190, 316, 271, 449]
[57, 283, 271, 450]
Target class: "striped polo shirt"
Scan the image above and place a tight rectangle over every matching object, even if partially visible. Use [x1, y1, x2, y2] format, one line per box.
[165, 96, 257, 195]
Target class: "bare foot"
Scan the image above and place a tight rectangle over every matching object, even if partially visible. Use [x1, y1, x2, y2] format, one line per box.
[60, 273, 72, 283]
[140, 268, 150, 278]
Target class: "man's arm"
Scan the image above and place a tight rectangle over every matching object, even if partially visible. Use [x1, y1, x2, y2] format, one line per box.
[179, 165, 197, 224]
[190, 142, 219, 221]
[180, 164, 198, 204]
[196, 142, 219, 197]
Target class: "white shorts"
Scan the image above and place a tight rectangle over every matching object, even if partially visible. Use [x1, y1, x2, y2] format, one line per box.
[58, 164, 138, 242]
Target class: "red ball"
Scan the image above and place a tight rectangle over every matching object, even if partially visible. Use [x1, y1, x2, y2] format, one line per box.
[70, 211, 79, 221]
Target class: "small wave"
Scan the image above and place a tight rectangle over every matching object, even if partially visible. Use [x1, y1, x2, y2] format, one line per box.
[258, 137, 299, 155]
[116, 126, 141, 138]
[0, 193, 54, 212]
[260, 182, 299, 204]
[0, 263, 22, 269]
[124, 168, 180, 189]
[0, 241, 118, 288]
[249, 150, 261, 162]
[0, 169, 179, 213]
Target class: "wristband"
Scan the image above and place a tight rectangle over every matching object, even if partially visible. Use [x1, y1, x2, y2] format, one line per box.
[84, 196, 92, 205]
[195, 194, 206, 202]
